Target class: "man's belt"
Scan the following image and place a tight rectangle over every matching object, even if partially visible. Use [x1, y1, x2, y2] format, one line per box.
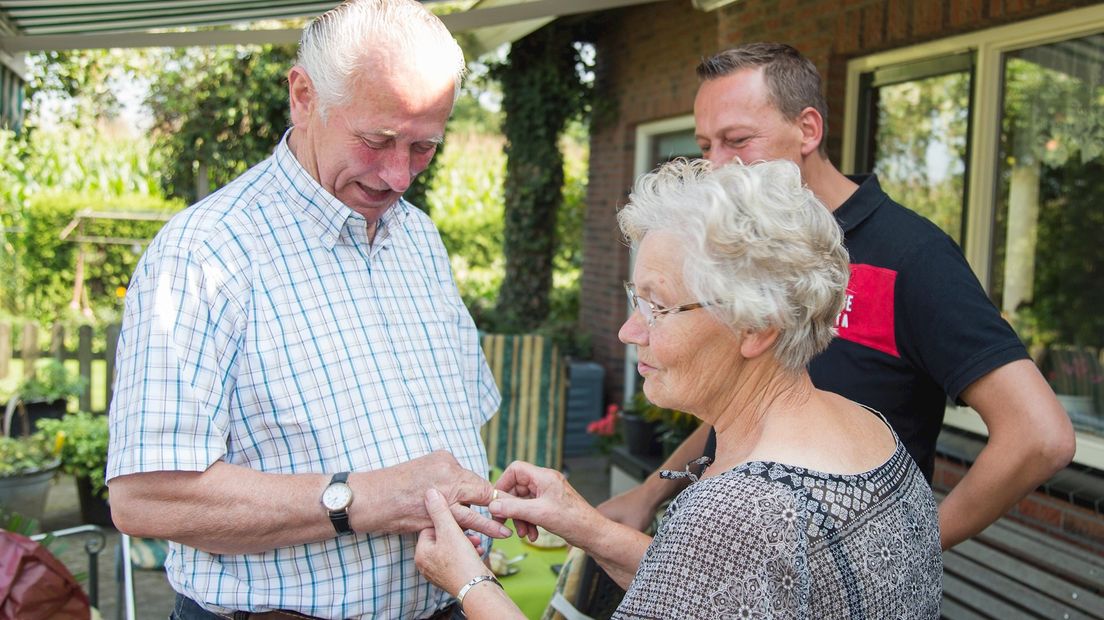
[176, 594, 459, 620]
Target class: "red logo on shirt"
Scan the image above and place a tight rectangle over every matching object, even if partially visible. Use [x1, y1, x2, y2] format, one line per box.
[835, 264, 899, 357]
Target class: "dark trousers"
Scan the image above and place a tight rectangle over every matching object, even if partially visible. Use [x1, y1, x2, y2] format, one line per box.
[171, 593, 462, 620]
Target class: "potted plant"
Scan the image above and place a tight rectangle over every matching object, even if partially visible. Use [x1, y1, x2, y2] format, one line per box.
[36, 412, 111, 527]
[11, 360, 88, 436]
[621, 392, 662, 457]
[0, 430, 62, 527]
[629, 392, 701, 459]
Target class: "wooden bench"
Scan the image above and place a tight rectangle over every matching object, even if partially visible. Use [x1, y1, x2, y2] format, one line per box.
[942, 516, 1104, 619]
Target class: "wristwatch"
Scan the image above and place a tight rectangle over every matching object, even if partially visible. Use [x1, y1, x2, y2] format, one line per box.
[321, 472, 354, 535]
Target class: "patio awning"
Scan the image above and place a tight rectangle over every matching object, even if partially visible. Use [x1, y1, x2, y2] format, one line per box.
[0, 0, 668, 53]
[0, 0, 667, 129]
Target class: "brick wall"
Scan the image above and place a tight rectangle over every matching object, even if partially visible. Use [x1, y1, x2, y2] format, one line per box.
[581, 1, 717, 402]
[580, 0, 1099, 402]
[713, 0, 1098, 159]
[935, 456, 1104, 553]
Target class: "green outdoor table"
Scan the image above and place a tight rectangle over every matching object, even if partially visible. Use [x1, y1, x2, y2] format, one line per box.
[486, 468, 568, 619]
[492, 532, 567, 620]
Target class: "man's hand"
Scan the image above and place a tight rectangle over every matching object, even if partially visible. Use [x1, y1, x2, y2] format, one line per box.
[351, 451, 511, 539]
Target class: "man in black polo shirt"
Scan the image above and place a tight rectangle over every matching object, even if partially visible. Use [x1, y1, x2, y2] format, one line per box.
[600, 43, 1075, 550]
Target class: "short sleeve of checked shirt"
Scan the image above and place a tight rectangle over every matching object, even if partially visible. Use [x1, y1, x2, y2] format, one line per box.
[107, 209, 251, 477]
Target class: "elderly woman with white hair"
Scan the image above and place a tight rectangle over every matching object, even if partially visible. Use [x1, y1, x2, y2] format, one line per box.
[415, 158, 943, 619]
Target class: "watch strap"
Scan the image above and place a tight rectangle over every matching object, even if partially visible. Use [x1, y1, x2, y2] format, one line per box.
[326, 472, 353, 535]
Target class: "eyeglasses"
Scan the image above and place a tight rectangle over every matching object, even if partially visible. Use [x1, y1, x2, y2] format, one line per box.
[624, 281, 710, 328]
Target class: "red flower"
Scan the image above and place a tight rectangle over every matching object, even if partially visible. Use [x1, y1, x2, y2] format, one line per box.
[587, 404, 620, 437]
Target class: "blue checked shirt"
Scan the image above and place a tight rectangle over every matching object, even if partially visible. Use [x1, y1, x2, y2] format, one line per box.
[106, 133, 501, 619]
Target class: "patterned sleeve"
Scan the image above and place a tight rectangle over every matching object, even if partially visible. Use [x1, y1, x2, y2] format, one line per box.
[616, 474, 811, 620]
[106, 220, 248, 480]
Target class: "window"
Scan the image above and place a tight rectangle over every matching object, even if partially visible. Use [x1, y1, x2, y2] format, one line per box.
[845, 6, 1104, 467]
[990, 34, 1104, 436]
[855, 54, 972, 243]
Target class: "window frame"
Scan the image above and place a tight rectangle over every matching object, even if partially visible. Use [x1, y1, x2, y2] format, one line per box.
[843, 4, 1104, 469]
[624, 114, 696, 403]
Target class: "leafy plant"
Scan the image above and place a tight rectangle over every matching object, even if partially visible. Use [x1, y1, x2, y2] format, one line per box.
[492, 20, 593, 332]
[36, 412, 109, 496]
[0, 432, 60, 477]
[627, 391, 700, 450]
[17, 359, 87, 403]
[0, 506, 45, 540]
[147, 44, 295, 203]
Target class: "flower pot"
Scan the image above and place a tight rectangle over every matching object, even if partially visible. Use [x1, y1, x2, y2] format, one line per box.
[12, 399, 67, 437]
[75, 475, 112, 527]
[0, 462, 59, 526]
[621, 413, 660, 457]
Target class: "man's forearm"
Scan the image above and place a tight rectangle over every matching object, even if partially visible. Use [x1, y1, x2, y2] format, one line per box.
[941, 360, 1075, 549]
[599, 423, 711, 528]
[938, 433, 1069, 549]
[109, 461, 334, 554]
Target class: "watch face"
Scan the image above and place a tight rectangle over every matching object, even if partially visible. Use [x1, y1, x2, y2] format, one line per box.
[322, 482, 353, 511]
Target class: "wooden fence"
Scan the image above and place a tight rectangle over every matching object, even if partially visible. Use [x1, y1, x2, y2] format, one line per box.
[0, 321, 120, 413]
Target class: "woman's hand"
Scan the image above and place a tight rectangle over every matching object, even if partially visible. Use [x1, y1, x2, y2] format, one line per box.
[415, 488, 495, 597]
[490, 461, 601, 547]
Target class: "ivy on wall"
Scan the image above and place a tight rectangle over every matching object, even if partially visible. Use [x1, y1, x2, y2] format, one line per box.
[492, 21, 593, 333]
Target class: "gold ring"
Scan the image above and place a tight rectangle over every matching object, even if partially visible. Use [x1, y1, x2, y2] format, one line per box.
[492, 489, 499, 501]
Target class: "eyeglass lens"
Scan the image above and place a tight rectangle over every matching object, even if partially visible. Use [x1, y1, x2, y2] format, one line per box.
[625, 283, 655, 325]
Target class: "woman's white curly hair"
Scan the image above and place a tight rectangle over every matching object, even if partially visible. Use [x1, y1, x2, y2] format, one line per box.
[618, 158, 849, 371]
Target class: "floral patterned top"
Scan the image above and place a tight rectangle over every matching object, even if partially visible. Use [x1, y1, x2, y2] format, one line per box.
[615, 432, 942, 619]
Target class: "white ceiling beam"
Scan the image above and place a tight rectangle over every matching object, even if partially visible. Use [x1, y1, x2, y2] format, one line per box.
[13, 4, 334, 35]
[0, 28, 305, 52]
[4, 1, 329, 16]
[9, 1, 328, 21]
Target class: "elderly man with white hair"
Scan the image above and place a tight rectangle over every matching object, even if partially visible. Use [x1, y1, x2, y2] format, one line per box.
[415, 158, 943, 619]
[106, 2, 508, 618]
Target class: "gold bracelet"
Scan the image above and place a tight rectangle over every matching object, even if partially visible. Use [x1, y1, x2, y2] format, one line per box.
[456, 573, 502, 606]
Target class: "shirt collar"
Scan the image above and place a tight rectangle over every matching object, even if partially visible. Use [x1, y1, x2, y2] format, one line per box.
[272, 129, 410, 250]
[836, 174, 885, 233]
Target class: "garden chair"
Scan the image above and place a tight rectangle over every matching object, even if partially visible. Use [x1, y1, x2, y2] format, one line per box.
[115, 532, 168, 620]
[480, 333, 567, 472]
[540, 547, 624, 620]
[26, 524, 107, 617]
